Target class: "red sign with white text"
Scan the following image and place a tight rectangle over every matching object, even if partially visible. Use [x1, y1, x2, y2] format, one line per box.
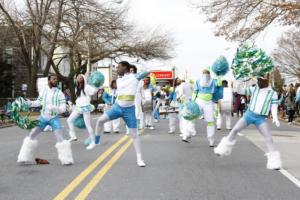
[150, 71, 173, 79]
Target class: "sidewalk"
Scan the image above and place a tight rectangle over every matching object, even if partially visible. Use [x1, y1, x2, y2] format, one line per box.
[243, 129, 300, 181]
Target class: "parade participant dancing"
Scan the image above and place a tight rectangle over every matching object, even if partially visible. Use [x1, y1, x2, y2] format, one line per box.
[130, 65, 143, 132]
[216, 80, 233, 130]
[214, 44, 282, 170]
[194, 69, 222, 147]
[140, 76, 155, 130]
[102, 80, 120, 134]
[177, 80, 196, 142]
[94, 61, 148, 167]
[168, 78, 182, 134]
[67, 73, 99, 150]
[18, 74, 74, 165]
[214, 77, 282, 170]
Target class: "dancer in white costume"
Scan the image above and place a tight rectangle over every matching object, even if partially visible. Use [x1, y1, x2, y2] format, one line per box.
[168, 78, 182, 134]
[94, 61, 148, 167]
[178, 81, 197, 142]
[194, 69, 222, 147]
[18, 74, 74, 165]
[214, 77, 282, 170]
[130, 65, 143, 131]
[140, 77, 155, 130]
[168, 78, 196, 139]
[216, 80, 233, 130]
[67, 74, 99, 150]
[103, 80, 121, 134]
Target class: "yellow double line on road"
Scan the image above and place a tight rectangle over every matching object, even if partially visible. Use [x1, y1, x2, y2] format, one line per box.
[54, 135, 132, 200]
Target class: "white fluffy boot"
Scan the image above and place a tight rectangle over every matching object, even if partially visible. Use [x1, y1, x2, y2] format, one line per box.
[265, 151, 282, 170]
[55, 140, 74, 165]
[214, 137, 236, 157]
[17, 137, 38, 163]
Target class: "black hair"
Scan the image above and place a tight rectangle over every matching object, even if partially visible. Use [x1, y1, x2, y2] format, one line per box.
[110, 80, 117, 88]
[48, 74, 57, 81]
[119, 61, 131, 71]
[222, 80, 228, 87]
[174, 77, 181, 87]
[130, 65, 137, 73]
[76, 76, 86, 97]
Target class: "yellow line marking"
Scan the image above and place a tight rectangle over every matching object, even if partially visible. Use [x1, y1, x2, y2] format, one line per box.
[75, 139, 133, 200]
[53, 135, 129, 200]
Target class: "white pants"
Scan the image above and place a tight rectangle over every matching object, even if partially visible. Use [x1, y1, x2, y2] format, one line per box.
[195, 99, 215, 140]
[104, 118, 121, 132]
[169, 113, 196, 136]
[217, 111, 232, 129]
[141, 111, 153, 128]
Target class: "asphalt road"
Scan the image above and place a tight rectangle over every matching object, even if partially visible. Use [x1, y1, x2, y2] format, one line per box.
[0, 116, 299, 200]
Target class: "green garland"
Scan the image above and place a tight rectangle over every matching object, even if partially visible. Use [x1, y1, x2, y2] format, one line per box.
[7, 97, 40, 130]
[231, 44, 274, 80]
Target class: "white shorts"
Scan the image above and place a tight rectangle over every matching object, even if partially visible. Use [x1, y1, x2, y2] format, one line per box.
[195, 99, 215, 122]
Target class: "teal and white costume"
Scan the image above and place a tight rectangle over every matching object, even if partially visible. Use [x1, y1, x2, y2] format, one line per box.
[67, 74, 99, 150]
[214, 84, 282, 170]
[194, 74, 222, 146]
[18, 86, 74, 165]
[94, 71, 149, 167]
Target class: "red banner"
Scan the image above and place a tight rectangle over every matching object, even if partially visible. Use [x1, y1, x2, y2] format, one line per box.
[150, 71, 173, 79]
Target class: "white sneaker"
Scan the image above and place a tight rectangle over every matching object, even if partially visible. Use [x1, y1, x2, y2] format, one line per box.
[168, 130, 175, 134]
[154, 119, 159, 123]
[68, 137, 78, 142]
[179, 133, 184, 137]
[137, 159, 146, 167]
[208, 138, 215, 147]
[86, 141, 96, 150]
[237, 132, 244, 137]
[182, 135, 190, 143]
[149, 126, 155, 130]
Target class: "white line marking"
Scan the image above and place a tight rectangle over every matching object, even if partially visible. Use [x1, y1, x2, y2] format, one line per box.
[245, 135, 300, 189]
[279, 169, 300, 188]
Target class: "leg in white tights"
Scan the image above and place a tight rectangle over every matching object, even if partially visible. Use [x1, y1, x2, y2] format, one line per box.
[129, 128, 145, 166]
[95, 114, 111, 136]
[227, 118, 248, 142]
[83, 112, 95, 141]
[67, 111, 80, 139]
[257, 122, 276, 152]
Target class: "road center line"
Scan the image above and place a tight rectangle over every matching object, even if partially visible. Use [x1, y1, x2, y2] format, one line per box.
[53, 135, 129, 200]
[75, 139, 133, 200]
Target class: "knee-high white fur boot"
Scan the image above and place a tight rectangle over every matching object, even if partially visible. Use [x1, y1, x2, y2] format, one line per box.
[214, 137, 236, 157]
[265, 151, 282, 170]
[17, 137, 38, 163]
[55, 140, 74, 165]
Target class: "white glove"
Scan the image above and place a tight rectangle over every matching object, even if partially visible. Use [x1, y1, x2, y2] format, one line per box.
[272, 118, 280, 127]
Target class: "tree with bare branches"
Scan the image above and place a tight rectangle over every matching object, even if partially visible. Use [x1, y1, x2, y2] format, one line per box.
[193, 0, 300, 41]
[0, 0, 173, 101]
[272, 29, 300, 81]
[0, 0, 65, 97]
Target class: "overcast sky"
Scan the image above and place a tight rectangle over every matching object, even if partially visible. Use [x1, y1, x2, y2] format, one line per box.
[14, 0, 288, 80]
[127, 0, 288, 80]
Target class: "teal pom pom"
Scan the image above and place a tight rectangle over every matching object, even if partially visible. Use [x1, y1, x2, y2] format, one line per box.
[231, 44, 274, 79]
[7, 97, 39, 130]
[74, 115, 86, 129]
[212, 56, 229, 76]
[87, 71, 105, 88]
[181, 101, 202, 121]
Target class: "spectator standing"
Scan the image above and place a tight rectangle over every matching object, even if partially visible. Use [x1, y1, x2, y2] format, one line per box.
[285, 84, 296, 124]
